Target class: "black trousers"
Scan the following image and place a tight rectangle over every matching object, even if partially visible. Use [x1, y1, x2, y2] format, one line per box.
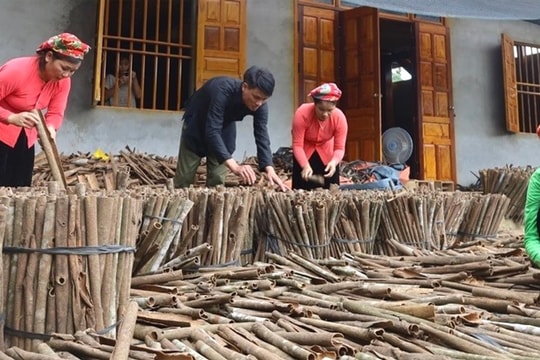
[292, 150, 339, 190]
[0, 130, 35, 187]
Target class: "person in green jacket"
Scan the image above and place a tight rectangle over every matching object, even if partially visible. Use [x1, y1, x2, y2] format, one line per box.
[524, 167, 540, 267]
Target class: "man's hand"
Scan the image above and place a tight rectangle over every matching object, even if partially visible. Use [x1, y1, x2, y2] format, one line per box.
[301, 165, 313, 181]
[265, 166, 289, 191]
[225, 158, 257, 185]
[7, 112, 39, 129]
[324, 160, 337, 178]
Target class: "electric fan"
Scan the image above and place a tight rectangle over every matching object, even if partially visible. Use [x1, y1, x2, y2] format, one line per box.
[382, 127, 413, 164]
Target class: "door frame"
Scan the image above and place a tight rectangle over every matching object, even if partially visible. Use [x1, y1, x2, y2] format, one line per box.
[294, 2, 456, 181]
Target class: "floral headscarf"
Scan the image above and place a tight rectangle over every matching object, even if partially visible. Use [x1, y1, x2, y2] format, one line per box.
[36, 33, 90, 60]
[309, 83, 342, 102]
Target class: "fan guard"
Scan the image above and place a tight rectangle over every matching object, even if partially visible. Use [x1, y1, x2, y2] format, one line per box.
[382, 127, 413, 164]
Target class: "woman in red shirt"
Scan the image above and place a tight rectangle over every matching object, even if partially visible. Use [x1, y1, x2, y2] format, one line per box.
[0, 33, 90, 187]
[292, 83, 348, 190]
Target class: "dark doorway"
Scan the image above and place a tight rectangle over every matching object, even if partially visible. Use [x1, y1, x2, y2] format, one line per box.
[380, 19, 419, 178]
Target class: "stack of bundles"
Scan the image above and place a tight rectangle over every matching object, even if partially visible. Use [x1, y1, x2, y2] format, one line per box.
[441, 191, 472, 248]
[331, 190, 384, 255]
[452, 192, 510, 247]
[132, 188, 194, 275]
[32, 148, 178, 190]
[479, 165, 534, 224]
[376, 188, 446, 255]
[0, 183, 142, 351]
[376, 189, 508, 255]
[252, 189, 341, 260]
[177, 186, 254, 268]
[252, 188, 384, 261]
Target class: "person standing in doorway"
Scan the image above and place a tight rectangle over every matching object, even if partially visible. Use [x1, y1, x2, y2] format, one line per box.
[291, 83, 348, 190]
[0, 33, 90, 187]
[173, 65, 288, 191]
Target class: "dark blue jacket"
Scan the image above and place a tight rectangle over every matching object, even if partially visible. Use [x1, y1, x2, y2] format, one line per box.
[181, 76, 273, 170]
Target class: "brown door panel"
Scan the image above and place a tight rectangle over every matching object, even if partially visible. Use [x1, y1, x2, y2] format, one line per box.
[416, 21, 455, 181]
[340, 7, 382, 162]
[299, 6, 337, 104]
[196, 0, 246, 88]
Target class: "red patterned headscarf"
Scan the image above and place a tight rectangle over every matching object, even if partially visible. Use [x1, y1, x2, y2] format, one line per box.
[309, 83, 342, 102]
[36, 33, 90, 60]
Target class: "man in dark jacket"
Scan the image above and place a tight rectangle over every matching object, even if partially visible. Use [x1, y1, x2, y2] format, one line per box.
[173, 65, 288, 190]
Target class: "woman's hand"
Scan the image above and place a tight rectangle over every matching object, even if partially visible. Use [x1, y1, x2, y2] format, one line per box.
[7, 112, 39, 128]
[324, 160, 337, 177]
[301, 165, 313, 181]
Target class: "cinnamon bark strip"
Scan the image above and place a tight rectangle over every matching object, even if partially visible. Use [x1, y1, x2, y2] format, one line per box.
[54, 196, 70, 334]
[97, 195, 117, 332]
[131, 269, 184, 287]
[231, 190, 253, 263]
[0, 204, 7, 351]
[23, 234, 39, 351]
[151, 196, 193, 271]
[110, 300, 139, 359]
[12, 197, 36, 348]
[190, 328, 249, 360]
[24, 198, 41, 350]
[209, 190, 225, 265]
[66, 195, 84, 331]
[48, 338, 113, 359]
[134, 221, 162, 271]
[84, 195, 104, 330]
[34, 196, 56, 344]
[1, 197, 14, 348]
[251, 322, 316, 360]
[218, 325, 278, 359]
[117, 197, 141, 320]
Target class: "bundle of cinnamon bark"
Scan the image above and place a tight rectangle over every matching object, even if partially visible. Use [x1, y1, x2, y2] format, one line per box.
[0, 183, 142, 350]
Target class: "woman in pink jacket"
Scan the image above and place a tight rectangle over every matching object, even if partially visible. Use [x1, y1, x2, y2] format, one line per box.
[0, 33, 90, 187]
[292, 83, 348, 190]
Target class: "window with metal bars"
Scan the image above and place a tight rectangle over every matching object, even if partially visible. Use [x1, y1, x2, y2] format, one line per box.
[514, 41, 540, 133]
[96, 0, 195, 111]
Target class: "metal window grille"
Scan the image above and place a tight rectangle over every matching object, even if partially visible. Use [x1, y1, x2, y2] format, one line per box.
[99, 0, 195, 111]
[515, 42, 540, 133]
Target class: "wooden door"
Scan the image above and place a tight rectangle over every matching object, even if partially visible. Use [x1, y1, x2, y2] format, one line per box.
[196, 0, 246, 88]
[298, 5, 337, 104]
[416, 22, 455, 181]
[340, 7, 381, 162]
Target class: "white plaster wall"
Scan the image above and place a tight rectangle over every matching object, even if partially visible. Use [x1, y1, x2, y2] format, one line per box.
[4, 1, 540, 186]
[0, 0, 294, 163]
[237, 0, 295, 160]
[448, 18, 540, 186]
